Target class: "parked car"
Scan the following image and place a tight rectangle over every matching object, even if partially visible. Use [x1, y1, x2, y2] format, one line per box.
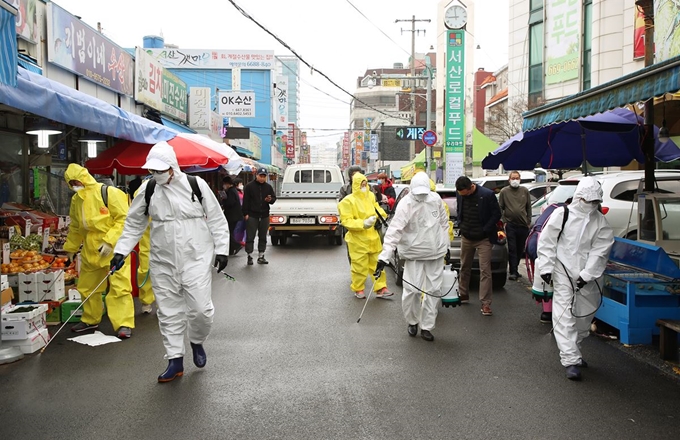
[530, 170, 680, 237]
[521, 181, 558, 203]
[388, 184, 509, 289]
[473, 171, 536, 194]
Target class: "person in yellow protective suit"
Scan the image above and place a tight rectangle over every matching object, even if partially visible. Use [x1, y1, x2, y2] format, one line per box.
[338, 172, 390, 299]
[133, 182, 155, 314]
[63, 164, 135, 339]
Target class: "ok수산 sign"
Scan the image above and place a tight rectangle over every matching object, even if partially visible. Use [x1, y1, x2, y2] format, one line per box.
[218, 91, 255, 118]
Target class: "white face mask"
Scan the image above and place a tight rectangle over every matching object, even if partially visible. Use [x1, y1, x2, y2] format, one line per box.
[237, 184, 243, 190]
[509, 179, 520, 188]
[413, 193, 427, 202]
[361, 187, 367, 192]
[580, 199, 599, 212]
[152, 171, 171, 185]
[72, 186, 85, 192]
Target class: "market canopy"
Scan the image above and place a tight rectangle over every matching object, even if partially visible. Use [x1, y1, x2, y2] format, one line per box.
[400, 149, 427, 182]
[522, 55, 680, 132]
[0, 67, 176, 144]
[85, 134, 237, 175]
[472, 128, 499, 166]
[482, 108, 680, 170]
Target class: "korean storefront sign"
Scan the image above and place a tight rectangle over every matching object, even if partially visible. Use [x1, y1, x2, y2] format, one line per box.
[135, 47, 187, 122]
[46, 2, 134, 96]
[218, 91, 255, 118]
[342, 132, 350, 168]
[286, 123, 295, 159]
[444, 30, 465, 185]
[189, 87, 211, 130]
[10, 0, 38, 43]
[545, 0, 581, 85]
[162, 70, 188, 122]
[146, 48, 275, 70]
[275, 76, 289, 129]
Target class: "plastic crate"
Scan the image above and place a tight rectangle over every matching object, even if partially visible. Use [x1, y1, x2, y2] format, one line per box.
[60, 300, 83, 323]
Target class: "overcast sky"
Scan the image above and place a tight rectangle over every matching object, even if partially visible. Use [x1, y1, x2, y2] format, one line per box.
[54, 0, 509, 146]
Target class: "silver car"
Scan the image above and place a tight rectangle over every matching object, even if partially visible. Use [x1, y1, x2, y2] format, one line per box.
[389, 185, 509, 289]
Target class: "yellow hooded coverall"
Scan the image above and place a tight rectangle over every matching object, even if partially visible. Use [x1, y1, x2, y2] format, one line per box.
[133, 185, 155, 307]
[63, 164, 134, 330]
[338, 173, 388, 293]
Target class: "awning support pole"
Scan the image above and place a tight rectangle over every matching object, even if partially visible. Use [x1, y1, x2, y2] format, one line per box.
[640, 0, 655, 192]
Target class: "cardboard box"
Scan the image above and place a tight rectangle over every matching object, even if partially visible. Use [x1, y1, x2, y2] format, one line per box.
[38, 270, 65, 302]
[2, 312, 46, 339]
[42, 298, 66, 325]
[18, 273, 39, 303]
[2, 303, 48, 340]
[61, 300, 83, 323]
[5, 327, 50, 354]
[1, 287, 13, 311]
[1, 274, 8, 291]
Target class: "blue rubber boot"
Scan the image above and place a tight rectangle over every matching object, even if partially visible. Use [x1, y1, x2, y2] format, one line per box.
[190, 343, 207, 368]
[158, 358, 184, 383]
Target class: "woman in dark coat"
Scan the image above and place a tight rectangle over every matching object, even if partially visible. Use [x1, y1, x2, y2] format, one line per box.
[221, 176, 245, 255]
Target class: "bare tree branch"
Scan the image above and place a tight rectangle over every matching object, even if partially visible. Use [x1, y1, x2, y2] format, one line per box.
[485, 100, 527, 144]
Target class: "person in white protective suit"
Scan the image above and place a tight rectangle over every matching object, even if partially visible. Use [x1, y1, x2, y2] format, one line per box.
[536, 176, 614, 381]
[111, 141, 230, 383]
[375, 172, 449, 341]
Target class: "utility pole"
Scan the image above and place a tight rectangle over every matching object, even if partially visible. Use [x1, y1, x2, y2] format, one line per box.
[636, 0, 655, 191]
[396, 15, 431, 160]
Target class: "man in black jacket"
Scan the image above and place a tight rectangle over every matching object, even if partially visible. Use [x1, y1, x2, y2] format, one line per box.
[456, 176, 501, 316]
[242, 168, 277, 265]
[220, 175, 244, 255]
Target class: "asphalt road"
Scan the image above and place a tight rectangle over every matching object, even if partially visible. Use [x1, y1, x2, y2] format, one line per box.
[1, 235, 680, 440]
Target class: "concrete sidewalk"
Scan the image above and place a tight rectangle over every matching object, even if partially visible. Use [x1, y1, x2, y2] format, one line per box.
[512, 257, 680, 382]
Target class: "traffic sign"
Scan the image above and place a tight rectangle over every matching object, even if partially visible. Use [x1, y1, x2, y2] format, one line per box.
[422, 130, 437, 146]
[395, 126, 426, 141]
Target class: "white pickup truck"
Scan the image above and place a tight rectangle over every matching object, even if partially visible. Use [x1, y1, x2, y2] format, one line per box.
[268, 164, 344, 246]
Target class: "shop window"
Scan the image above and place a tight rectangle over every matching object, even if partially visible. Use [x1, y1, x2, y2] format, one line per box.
[583, 0, 593, 90]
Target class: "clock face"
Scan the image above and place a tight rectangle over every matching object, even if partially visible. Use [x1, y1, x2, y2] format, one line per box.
[444, 5, 467, 29]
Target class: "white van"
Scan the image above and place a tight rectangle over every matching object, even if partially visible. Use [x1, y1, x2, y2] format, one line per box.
[473, 171, 535, 194]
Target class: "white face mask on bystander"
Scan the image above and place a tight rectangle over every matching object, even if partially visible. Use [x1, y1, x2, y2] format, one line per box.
[509, 179, 520, 188]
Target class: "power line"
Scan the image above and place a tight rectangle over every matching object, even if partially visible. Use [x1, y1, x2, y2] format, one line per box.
[344, 0, 411, 57]
[226, 0, 409, 122]
[275, 56, 351, 106]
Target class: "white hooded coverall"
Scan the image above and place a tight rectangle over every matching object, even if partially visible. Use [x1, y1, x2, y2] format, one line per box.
[378, 172, 449, 331]
[114, 142, 230, 359]
[536, 177, 614, 367]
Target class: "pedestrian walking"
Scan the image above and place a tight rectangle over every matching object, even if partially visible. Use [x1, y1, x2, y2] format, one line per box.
[376, 172, 449, 341]
[220, 175, 244, 255]
[242, 167, 276, 265]
[337, 172, 391, 299]
[375, 172, 397, 212]
[111, 141, 230, 383]
[63, 164, 135, 339]
[455, 175, 502, 316]
[498, 171, 532, 281]
[537, 177, 614, 381]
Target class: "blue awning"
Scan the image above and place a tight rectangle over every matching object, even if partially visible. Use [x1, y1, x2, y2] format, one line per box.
[0, 67, 177, 144]
[0, 2, 17, 87]
[161, 116, 195, 134]
[233, 146, 254, 157]
[17, 53, 42, 75]
[522, 55, 680, 131]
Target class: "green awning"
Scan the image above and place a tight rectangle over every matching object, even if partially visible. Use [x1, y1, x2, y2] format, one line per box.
[472, 128, 499, 166]
[400, 150, 428, 181]
[522, 55, 680, 131]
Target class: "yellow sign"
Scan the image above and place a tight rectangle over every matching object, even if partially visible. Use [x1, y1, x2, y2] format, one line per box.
[381, 79, 401, 87]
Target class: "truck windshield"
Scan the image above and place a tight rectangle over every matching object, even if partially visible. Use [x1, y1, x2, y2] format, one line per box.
[294, 170, 332, 183]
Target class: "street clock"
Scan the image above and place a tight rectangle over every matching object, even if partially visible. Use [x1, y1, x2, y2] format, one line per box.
[444, 5, 467, 29]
